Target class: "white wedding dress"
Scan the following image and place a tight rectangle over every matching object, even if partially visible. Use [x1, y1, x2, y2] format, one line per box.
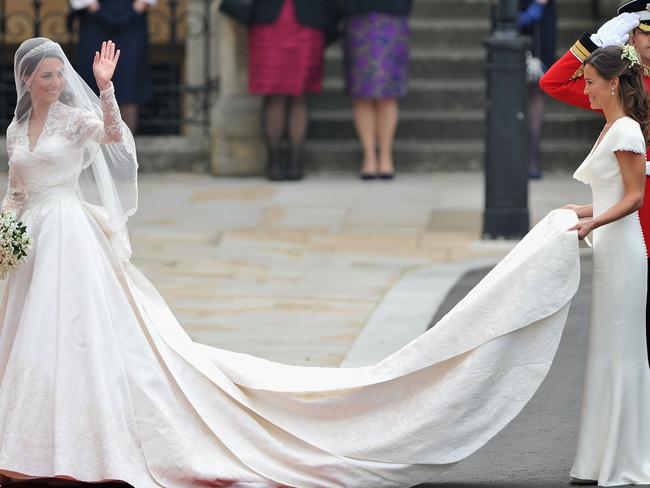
[0, 84, 583, 487]
[570, 116, 650, 486]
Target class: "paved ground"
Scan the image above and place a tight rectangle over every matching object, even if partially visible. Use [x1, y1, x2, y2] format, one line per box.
[0, 171, 609, 487]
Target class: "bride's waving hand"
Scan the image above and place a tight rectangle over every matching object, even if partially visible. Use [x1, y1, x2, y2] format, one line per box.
[92, 40, 120, 91]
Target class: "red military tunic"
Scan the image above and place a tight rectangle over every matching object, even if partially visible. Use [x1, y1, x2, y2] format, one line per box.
[540, 32, 650, 255]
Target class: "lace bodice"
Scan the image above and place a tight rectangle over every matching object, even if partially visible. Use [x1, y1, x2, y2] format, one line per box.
[2, 84, 123, 217]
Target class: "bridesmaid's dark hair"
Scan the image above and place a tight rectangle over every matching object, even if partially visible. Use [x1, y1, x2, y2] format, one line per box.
[584, 45, 649, 141]
[15, 51, 65, 122]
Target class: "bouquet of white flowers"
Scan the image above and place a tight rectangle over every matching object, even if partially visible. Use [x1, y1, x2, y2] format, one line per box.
[0, 212, 32, 278]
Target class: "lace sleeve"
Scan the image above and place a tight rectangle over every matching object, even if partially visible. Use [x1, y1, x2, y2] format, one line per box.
[2, 124, 26, 217]
[74, 83, 124, 145]
[6, 122, 18, 160]
[2, 166, 26, 217]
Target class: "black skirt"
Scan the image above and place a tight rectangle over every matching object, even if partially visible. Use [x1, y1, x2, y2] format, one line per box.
[75, 0, 152, 104]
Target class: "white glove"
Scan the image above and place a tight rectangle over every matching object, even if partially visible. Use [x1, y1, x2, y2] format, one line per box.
[590, 12, 640, 47]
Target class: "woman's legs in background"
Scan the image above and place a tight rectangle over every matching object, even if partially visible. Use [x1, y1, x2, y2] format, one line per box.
[376, 98, 398, 177]
[353, 98, 399, 179]
[287, 95, 308, 181]
[263, 95, 288, 181]
[262, 94, 309, 181]
[527, 84, 545, 179]
[353, 99, 378, 177]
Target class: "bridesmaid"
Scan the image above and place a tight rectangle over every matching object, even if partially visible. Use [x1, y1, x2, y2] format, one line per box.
[248, 0, 339, 181]
[70, 0, 154, 133]
[564, 45, 650, 486]
[341, 0, 413, 180]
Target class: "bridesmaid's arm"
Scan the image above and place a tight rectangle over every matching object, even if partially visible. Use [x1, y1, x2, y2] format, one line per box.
[562, 203, 593, 218]
[569, 151, 645, 240]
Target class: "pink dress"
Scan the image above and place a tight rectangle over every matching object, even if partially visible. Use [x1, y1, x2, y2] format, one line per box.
[248, 0, 326, 95]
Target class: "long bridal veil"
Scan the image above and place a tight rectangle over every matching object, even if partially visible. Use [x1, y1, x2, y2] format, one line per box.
[12, 37, 137, 260]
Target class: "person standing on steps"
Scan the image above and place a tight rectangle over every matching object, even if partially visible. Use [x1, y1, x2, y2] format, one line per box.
[539, 0, 650, 369]
[247, 0, 339, 182]
[70, 0, 155, 133]
[340, 0, 413, 180]
[518, 0, 556, 179]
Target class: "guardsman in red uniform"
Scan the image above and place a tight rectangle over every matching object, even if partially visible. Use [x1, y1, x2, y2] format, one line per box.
[540, 0, 650, 365]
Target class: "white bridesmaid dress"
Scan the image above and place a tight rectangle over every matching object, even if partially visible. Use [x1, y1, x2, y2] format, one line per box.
[0, 85, 584, 487]
[570, 116, 650, 486]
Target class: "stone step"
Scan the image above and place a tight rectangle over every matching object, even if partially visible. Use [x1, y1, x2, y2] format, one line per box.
[302, 139, 593, 173]
[407, 18, 595, 50]
[0, 135, 211, 174]
[324, 45, 599, 82]
[312, 79, 484, 111]
[323, 47, 486, 81]
[306, 0, 609, 175]
[312, 78, 592, 113]
[410, 0, 606, 20]
[411, 0, 490, 19]
[135, 136, 210, 173]
[308, 110, 602, 140]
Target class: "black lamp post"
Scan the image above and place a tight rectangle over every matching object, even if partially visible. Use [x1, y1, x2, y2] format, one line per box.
[482, 0, 530, 239]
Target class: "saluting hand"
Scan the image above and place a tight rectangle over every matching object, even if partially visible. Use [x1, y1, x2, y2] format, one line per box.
[93, 40, 121, 92]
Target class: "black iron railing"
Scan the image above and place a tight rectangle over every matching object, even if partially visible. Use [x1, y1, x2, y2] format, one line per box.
[0, 0, 216, 135]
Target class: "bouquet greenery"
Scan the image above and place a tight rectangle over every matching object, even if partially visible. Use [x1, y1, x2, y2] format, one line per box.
[0, 211, 32, 278]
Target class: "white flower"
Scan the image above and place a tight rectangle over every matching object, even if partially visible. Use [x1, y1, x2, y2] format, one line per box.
[622, 44, 642, 67]
[0, 211, 32, 278]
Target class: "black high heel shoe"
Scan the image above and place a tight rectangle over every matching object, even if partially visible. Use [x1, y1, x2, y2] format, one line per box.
[286, 146, 304, 181]
[265, 149, 285, 181]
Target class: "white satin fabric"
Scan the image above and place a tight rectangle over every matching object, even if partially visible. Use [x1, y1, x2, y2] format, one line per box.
[0, 110, 584, 486]
[572, 116, 650, 486]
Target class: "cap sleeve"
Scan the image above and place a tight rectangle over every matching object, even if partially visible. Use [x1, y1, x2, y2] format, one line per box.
[610, 118, 646, 156]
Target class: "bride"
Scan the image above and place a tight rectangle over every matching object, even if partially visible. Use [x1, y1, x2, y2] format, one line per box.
[0, 37, 637, 487]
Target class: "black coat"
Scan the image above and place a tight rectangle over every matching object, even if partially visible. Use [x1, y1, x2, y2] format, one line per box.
[341, 0, 413, 17]
[251, 0, 339, 33]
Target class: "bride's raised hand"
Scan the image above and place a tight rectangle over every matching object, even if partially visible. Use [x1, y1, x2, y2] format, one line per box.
[93, 40, 121, 92]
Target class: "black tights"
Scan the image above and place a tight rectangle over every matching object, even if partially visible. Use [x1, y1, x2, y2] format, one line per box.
[263, 95, 308, 166]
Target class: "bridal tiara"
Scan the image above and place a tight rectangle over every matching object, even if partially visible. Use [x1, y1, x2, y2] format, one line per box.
[21, 40, 61, 62]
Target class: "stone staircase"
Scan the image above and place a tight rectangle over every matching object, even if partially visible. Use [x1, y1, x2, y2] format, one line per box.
[304, 0, 610, 173]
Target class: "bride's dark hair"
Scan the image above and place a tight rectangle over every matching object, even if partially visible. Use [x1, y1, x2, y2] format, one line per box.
[15, 48, 65, 122]
[584, 45, 649, 141]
